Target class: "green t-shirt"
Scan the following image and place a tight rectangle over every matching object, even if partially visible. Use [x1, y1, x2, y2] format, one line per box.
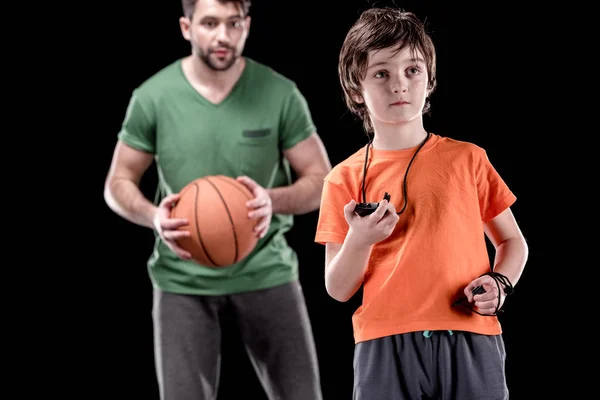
[117, 57, 316, 295]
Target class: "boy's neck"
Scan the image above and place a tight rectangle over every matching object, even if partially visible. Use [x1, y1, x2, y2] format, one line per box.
[371, 118, 428, 150]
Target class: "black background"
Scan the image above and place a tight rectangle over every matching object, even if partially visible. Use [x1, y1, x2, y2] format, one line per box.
[65, 0, 577, 398]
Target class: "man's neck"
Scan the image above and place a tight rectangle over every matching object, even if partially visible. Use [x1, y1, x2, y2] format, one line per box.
[371, 118, 428, 150]
[182, 55, 246, 91]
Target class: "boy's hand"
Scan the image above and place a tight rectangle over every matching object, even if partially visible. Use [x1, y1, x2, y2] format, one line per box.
[464, 275, 505, 315]
[343, 199, 399, 247]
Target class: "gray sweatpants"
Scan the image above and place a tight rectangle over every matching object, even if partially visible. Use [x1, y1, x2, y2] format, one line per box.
[152, 280, 322, 400]
[353, 330, 508, 400]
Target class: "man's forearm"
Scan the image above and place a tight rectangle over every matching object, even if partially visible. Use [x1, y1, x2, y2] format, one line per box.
[267, 174, 324, 215]
[104, 178, 157, 229]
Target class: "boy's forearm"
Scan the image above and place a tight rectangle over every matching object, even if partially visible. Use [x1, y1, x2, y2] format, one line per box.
[104, 178, 157, 229]
[267, 174, 324, 215]
[325, 231, 373, 302]
[492, 237, 529, 292]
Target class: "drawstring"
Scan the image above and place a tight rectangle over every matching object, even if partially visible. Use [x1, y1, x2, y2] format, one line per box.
[423, 330, 453, 338]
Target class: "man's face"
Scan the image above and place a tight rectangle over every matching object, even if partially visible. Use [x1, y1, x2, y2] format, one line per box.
[180, 0, 250, 71]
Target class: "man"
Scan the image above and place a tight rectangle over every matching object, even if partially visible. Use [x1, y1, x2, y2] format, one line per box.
[103, 0, 331, 399]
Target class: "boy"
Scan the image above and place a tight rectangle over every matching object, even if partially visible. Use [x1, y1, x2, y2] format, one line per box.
[314, 7, 529, 400]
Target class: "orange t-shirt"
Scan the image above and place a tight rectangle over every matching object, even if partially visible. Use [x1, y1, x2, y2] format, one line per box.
[314, 134, 517, 344]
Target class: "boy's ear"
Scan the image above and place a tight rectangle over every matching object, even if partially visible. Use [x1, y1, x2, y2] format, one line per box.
[351, 92, 364, 104]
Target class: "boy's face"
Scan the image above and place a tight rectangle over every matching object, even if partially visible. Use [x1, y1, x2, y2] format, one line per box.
[357, 46, 429, 126]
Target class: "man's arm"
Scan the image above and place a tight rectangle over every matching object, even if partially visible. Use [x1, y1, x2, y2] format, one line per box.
[103, 140, 157, 228]
[268, 132, 332, 215]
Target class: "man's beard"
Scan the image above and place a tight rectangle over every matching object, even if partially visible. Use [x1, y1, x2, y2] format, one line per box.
[196, 46, 238, 71]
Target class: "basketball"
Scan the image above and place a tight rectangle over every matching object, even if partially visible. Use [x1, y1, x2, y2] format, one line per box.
[170, 175, 259, 267]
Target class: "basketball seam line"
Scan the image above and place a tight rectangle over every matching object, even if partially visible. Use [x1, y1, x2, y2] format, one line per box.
[193, 181, 217, 267]
[206, 176, 239, 265]
[219, 176, 253, 201]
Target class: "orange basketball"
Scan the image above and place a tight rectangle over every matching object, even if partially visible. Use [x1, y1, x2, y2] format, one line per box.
[170, 175, 259, 267]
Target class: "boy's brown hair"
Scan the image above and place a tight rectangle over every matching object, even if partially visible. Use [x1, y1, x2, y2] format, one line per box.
[338, 7, 437, 133]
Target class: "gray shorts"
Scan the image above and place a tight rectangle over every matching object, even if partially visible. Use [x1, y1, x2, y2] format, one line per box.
[353, 330, 508, 400]
[152, 280, 322, 400]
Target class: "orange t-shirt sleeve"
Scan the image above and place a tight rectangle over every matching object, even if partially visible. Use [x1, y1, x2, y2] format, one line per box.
[476, 149, 517, 223]
[315, 179, 350, 245]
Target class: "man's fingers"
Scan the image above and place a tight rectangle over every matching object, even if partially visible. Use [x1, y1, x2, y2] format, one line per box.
[255, 227, 268, 238]
[246, 197, 269, 209]
[257, 227, 268, 238]
[237, 175, 257, 191]
[249, 207, 270, 219]
[162, 218, 189, 230]
[164, 240, 192, 260]
[254, 218, 270, 235]
[163, 229, 191, 241]
[161, 193, 181, 207]
[173, 247, 192, 260]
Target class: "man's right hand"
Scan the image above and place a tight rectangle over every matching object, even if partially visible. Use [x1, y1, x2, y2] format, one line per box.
[152, 193, 192, 260]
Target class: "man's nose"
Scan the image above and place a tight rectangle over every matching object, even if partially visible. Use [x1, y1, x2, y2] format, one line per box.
[216, 24, 230, 43]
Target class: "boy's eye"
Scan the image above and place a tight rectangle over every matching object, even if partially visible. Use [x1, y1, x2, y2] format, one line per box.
[374, 71, 388, 78]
